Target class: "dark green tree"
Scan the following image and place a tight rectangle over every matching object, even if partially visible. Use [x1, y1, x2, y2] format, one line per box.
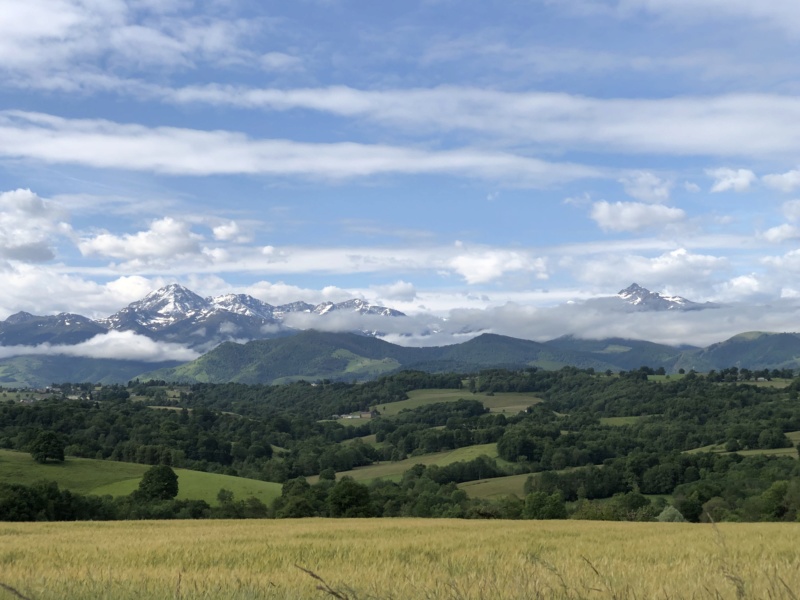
[137, 465, 179, 501]
[29, 431, 65, 463]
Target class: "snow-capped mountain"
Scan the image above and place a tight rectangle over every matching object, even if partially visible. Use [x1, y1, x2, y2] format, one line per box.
[617, 283, 720, 311]
[100, 284, 213, 332]
[209, 293, 277, 321]
[312, 299, 405, 317]
[0, 312, 106, 346]
[12, 284, 408, 349]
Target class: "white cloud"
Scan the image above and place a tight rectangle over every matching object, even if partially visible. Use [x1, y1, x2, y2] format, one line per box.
[707, 168, 756, 192]
[212, 220, 251, 243]
[371, 280, 417, 302]
[133, 85, 800, 159]
[590, 201, 685, 232]
[573, 248, 727, 288]
[260, 52, 302, 71]
[762, 224, 800, 243]
[684, 181, 700, 193]
[79, 217, 202, 261]
[0, 188, 71, 262]
[0, 0, 258, 74]
[614, 0, 800, 36]
[619, 171, 672, 203]
[449, 250, 547, 284]
[0, 110, 601, 186]
[0, 330, 198, 362]
[763, 168, 800, 193]
[782, 200, 800, 221]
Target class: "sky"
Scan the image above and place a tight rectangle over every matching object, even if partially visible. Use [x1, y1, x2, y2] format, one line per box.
[3, 0, 800, 349]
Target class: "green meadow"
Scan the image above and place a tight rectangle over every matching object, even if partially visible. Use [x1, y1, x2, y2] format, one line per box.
[373, 388, 542, 416]
[0, 449, 281, 506]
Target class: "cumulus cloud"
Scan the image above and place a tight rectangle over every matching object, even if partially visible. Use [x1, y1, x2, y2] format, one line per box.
[371, 280, 417, 302]
[212, 220, 251, 243]
[79, 217, 202, 261]
[573, 248, 727, 288]
[619, 171, 672, 203]
[0, 188, 70, 262]
[708, 168, 756, 193]
[762, 224, 800, 243]
[764, 168, 800, 193]
[590, 201, 685, 232]
[0, 330, 198, 362]
[449, 250, 547, 284]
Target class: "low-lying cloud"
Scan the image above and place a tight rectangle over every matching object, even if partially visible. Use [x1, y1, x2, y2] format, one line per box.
[0, 331, 199, 362]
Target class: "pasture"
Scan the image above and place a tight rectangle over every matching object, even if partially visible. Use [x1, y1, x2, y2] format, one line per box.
[307, 443, 504, 484]
[686, 431, 800, 458]
[0, 450, 281, 506]
[0, 519, 798, 599]
[374, 388, 542, 416]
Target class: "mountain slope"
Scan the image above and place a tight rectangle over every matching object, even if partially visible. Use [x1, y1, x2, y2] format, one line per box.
[0, 355, 182, 388]
[675, 332, 800, 372]
[141, 331, 625, 384]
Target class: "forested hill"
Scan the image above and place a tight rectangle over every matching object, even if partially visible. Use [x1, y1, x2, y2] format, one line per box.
[141, 330, 625, 384]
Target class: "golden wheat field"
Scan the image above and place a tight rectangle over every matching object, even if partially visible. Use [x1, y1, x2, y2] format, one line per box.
[0, 519, 798, 600]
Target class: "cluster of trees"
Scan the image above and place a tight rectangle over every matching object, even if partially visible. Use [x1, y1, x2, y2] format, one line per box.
[2, 365, 800, 522]
[0, 465, 267, 521]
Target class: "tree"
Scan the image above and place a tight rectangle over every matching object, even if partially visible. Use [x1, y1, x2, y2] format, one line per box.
[137, 465, 179, 501]
[29, 431, 65, 464]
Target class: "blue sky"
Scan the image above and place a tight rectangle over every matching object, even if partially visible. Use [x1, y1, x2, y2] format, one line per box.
[3, 0, 800, 346]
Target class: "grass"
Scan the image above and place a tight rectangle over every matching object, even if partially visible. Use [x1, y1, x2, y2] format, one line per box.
[599, 416, 642, 426]
[307, 443, 505, 484]
[0, 520, 799, 599]
[374, 388, 542, 416]
[0, 449, 281, 506]
[457, 473, 530, 498]
[686, 431, 800, 457]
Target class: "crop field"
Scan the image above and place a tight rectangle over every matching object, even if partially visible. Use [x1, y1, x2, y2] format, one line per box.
[0, 519, 798, 600]
[0, 450, 281, 506]
[374, 388, 542, 416]
[307, 443, 505, 484]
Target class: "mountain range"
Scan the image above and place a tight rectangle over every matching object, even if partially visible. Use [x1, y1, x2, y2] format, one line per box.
[0, 284, 405, 350]
[3, 283, 800, 387]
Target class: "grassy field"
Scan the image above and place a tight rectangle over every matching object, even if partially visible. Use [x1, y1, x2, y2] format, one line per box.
[0, 519, 798, 599]
[307, 443, 505, 484]
[374, 388, 542, 416]
[458, 472, 529, 498]
[686, 431, 800, 457]
[0, 449, 281, 506]
[599, 416, 643, 426]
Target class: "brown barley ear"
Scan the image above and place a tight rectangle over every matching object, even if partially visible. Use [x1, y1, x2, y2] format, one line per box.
[295, 564, 352, 600]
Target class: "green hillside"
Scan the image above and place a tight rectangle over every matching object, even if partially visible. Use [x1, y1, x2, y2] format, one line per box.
[0, 450, 281, 506]
[306, 443, 506, 484]
[0, 355, 181, 388]
[374, 388, 542, 416]
[546, 336, 686, 371]
[142, 331, 620, 385]
[675, 332, 800, 372]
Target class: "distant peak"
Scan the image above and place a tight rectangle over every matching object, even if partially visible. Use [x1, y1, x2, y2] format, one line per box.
[619, 283, 647, 294]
